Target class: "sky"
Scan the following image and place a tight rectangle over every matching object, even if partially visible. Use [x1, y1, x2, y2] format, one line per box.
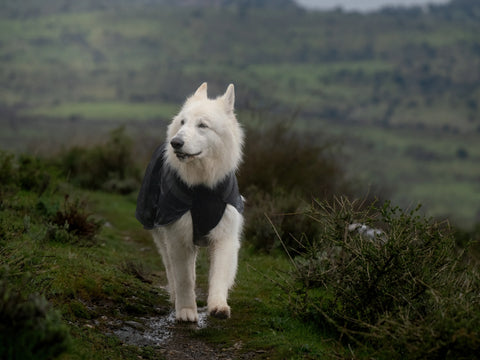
[294, 0, 451, 12]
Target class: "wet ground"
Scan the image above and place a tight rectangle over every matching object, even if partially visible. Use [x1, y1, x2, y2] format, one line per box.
[112, 307, 208, 347]
[98, 307, 259, 359]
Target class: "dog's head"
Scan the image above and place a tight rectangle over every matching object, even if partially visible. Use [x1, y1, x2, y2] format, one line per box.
[166, 82, 244, 187]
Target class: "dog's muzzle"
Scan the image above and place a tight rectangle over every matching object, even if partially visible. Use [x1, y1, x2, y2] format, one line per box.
[170, 137, 201, 160]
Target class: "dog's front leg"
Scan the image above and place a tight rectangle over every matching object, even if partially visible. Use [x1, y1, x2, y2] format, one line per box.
[207, 207, 243, 319]
[152, 229, 176, 303]
[168, 238, 198, 322]
[166, 214, 199, 322]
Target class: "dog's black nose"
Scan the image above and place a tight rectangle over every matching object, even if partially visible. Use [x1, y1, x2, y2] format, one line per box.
[170, 137, 184, 150]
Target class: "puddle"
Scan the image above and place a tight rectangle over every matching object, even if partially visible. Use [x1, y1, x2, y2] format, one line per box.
[112, 307, 209, 346]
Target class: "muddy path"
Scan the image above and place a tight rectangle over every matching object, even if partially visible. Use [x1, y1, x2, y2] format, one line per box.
[83, 269, 259, 359]
[88, 231, 265, 359]
[98, 306, 259, 359]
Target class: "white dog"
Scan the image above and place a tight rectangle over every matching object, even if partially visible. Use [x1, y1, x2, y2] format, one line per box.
[136, 83, 244, 322]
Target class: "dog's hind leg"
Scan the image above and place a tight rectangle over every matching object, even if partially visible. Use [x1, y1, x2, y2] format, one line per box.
[207, 206, 243, 319]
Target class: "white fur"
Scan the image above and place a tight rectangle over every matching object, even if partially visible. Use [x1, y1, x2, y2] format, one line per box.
[152, 83, 244, 322]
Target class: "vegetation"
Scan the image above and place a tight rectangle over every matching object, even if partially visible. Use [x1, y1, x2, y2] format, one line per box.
[285, 199, 480, 358]
[1, 125, 479, 359]
[0, 278, 70, 360]
[0, 0, 479, 225]
[56, 126, 140, 194]
[1, 0, 480, 358]
[240, 121, 348, 252]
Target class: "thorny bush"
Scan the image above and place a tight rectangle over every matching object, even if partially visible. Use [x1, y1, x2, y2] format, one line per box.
[284, 197, 480, 359]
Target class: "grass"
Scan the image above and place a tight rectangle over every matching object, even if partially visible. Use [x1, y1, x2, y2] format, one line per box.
[0, 154, 332, 359]
[20, 102, 178, 121]
[2, 191, 330, 359]
[193, 248, 331, 359]
[2, 125, 480, 359]
[312, 119, 480, 227]
[4, 192, 170, 359]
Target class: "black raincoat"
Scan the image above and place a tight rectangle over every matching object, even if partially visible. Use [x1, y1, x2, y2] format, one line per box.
[135, 145, 244, 246]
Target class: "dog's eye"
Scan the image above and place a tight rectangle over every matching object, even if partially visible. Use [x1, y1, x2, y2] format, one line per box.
[180, 119, 185, 125]
[198, 122, 208, 129]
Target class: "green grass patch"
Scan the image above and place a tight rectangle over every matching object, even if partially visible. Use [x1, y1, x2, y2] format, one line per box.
[192, 249, 331, 359]
[21, 102, 178, 121]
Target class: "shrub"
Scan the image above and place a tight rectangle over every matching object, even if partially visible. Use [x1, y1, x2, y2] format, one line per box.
[0, 151, 52, 195]
[0, 277, 70, 360]
[240, 122, 347, 252]
[45, 195, 103, 245]
[0, 151, 16, 187]
[17, 155, 52, 195]
[58, 126, 140, 194]
[239, 122, 345, 199]
[284, 198, 480, 359]
[243, 185, 322, 253]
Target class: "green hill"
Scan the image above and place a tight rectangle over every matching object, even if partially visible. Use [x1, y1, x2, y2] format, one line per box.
[1, 0, 479, 226]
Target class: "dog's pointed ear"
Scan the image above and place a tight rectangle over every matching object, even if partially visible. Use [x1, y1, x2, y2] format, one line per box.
[223, 84, 235, 111]
[194, 82, 208, 98]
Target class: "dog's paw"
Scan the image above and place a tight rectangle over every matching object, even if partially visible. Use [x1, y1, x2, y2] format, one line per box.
[208, 305, 231, 319]
[176, 307, 198, 322]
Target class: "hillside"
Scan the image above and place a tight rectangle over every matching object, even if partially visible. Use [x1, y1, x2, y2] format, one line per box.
[1, 138, 479, 359]
[0, 0, 480, 226]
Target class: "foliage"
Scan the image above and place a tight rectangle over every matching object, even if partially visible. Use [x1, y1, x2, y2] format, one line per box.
[0, 151, 53, 195]
[240, 122, 347, 253]
[240, 122, 344, 198]
[0, 277, 70, 360]
[2, 138, 480, 358]
[0, 155, 168, 359]
[0, 149, 102, 245]
[0, 151, 16, 186]
[45, 194, 103, 245]
[58, 126, 140, 194]
[285, 198, 480, 358]
[453, 223, 480, 259]
[1, 0, 480, 225]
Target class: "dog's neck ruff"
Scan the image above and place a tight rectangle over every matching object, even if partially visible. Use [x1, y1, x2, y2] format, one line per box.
[135, 145, 244, 246]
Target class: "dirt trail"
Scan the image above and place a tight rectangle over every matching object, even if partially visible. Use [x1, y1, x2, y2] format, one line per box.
[102, 307, 258, 359]
[101, 232, 260, 358]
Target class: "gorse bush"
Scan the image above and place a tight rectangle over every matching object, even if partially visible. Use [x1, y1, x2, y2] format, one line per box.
[285, 198, 480, 359]
[59, 126, 140, 194]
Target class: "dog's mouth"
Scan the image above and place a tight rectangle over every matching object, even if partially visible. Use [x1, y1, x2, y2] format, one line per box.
[174, 150, 202, 161]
